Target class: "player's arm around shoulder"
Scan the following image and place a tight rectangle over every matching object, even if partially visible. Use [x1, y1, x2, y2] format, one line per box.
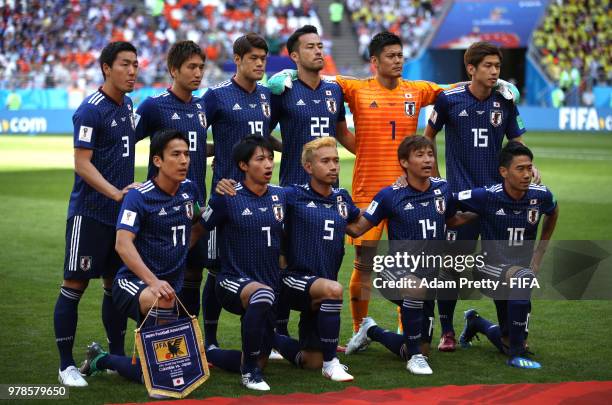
[345, 187, 389, 238]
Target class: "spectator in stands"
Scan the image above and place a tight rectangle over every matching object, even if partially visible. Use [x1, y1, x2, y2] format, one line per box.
[329, 1, 344, 36]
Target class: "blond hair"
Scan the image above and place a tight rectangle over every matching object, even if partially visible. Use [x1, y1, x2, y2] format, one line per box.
[301, 137, 338, 165]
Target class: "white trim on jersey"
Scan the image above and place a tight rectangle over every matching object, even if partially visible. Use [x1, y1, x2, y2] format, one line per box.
[211, 79, 232, 90]
[68, 216, 82, 272]
[207, 228, 217, 260]
[443, 87, 466, 96]
[118, 278, 139, 296]
[137, 180, 155, 194]
[88, 92, 105, 105]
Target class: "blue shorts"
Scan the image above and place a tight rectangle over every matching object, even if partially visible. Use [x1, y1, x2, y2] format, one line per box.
[112, 276, 147, 323]
[445, 219, 480, 254]
[280, 272, 323, 350]
[187, 228, 220, 271]
[63, 216, 122, 280]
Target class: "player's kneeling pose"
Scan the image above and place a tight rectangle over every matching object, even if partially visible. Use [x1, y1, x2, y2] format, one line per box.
[344, 136, 475, 375]
[458, 142, 558, 369]
[80, 129, 198, 389]
[216, 137, 358, 382]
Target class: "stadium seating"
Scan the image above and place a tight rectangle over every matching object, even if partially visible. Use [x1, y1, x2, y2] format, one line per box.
[0, 0, 322, 90]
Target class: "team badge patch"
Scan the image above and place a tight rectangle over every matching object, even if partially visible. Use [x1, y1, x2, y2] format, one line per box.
[527, 208, 539, 224]
[446, 230, 457, 242]
[154, 335, 189, 363]
[197, 111, 206, 128]
[185, 202, 194, 219]
[490, 110, 503, 127]
[261, 102, 271, 118]
[78, 125, 93, 142]
[337, 201, 348, 219]
[405, 101, 416, 116]
[326, 98, 337, 114]
[435, 197, 446, 214]
[273, 204, 284, 222]
[79, 256, 92, 271]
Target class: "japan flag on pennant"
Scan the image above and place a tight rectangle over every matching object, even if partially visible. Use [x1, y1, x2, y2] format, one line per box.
[172, 377, 184, 386]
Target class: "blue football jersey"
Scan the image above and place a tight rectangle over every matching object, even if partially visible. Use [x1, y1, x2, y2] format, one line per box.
[115, 179, 198, 290]
[457, 184, 557, 267]
[284, 184, 360, 280]
[135, 89, 208, 204]
[200, 183, 286, 290]
[68, 88, 136, 226]
[270, 79, 346, 186]
[428, 85, 526, 192]
[203, 79, 272, 189]
[364, 178, 456, 241]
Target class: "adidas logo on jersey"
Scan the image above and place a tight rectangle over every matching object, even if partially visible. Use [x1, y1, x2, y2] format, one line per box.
[459, 110, 469, 117]
[158, 207, 167, 216]
[232, 103, 242, 110]
[404, 203, 414, 210]
[111, 119, 117, 127]
[242, 208, 252, 215]
[496, 208, 506, 215]
[370, 101, 378, 108]
[307, 201, 317, 208]
[171, 112, 180, 120]
[296, 99, 306, 106]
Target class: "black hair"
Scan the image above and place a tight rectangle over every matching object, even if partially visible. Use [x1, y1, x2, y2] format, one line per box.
[368, 31, 402, 58]
[464, 41, 503, 71]
[286, 25, 319, 54]
[397, 136, 434, 161]
[150, 129, 189, 167]
[233, 33, 268, 57]
[167, 40, 206, 77]
[232, 135, 274, 171]
[499, 141, 533, 168]
[99, 41, 137, 80]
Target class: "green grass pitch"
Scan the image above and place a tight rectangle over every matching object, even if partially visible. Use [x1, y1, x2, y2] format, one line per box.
[0, 132, 611, 404]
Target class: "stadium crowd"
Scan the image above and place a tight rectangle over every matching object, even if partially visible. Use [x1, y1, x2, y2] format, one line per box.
[344, 0, 446, 60]
[532, 0, 611, 106]
[0, 0, 321, 89]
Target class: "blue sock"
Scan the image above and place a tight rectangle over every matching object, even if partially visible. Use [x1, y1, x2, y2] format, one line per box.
[273, 333, 302, 366]
[318, 299, 342, 361]
[275, 305, 290, 336]
[102, 287, 126, 356]
[367, 325, 409, 361]
[144, 308, 177, 327]
[205, 346, 242, 373]
[437, 299, 457, 334]
[401, 299, 423, 356]
[242, 289, 274, 369]
[508, 300, 530, 357]
[494, 299, 509, 336]
[179, 278, 202, 317]
[97, 354, 142, 383]
[54, 286, 83, 370]
[202, 272, 221, 347]
[472, 313, 505, 353]
[421, 300, 435, 344]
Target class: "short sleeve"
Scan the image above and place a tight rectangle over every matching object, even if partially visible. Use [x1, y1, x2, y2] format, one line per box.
[335, 75, 359, 104]
[202, 89, 219, 127]
[455, 187, 487, 214]
[200, 193, 228, 230]
[283, 186, 297, 207]
[428, 92, 449, 131]
[506, 104, 527, 139]
[541, 187, 557, 215]
[362, 187, 392, 226]
[116, 189, 143, 233]
[135, 97, 161, 141]
[73, 103, 101, 149]
[444, 188, 458, 219]
[412, 80, 445, 107]
[342, 189, 360, 222]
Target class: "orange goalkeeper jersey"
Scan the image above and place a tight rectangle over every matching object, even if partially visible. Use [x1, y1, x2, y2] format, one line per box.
[337, 76, 446, 203]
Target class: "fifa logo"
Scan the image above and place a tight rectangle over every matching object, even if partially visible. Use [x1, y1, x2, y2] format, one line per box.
[153, 336, 189, 363]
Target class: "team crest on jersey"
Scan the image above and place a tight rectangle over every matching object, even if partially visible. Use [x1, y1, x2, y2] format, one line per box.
[273, 204, 284, 222]
[185, 201, 194, 219]
[405, 101, 416, 116]
[79, 256, 92, 271]
[490, 110, 503, 127]
[337, 201, 348, 219]
[130, 114, 136, 130]
[197, 111, 206, 128]
[326, 98, 337, 114]
[446, 230, 457, 243]
[435, 197, 446, 214]
[261, 102, 271, 118]
[527, 208, 539, 224]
